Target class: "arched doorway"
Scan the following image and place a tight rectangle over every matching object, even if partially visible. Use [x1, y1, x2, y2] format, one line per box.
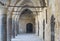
[26, 23, 33, 33]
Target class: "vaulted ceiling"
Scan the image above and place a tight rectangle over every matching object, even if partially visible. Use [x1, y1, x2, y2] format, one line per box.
[0, 0, 47, 21]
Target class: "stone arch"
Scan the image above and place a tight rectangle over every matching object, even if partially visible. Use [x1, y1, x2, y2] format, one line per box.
[18, 8, 36, 19]
[13, 0, 39, 20]
[20, 9, 33, 15]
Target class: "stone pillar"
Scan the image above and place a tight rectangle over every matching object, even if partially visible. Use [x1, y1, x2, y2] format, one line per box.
[35, 16, 39, 35]
[38, 11, 43, 41]
[16, 21, 19, 34]
[7, 16, 12, 41]
[0, 7, 7, 41]
[15, 21, 17, 36]
[15, 18, 19, 36]
[15, 22, 18, 35]
[16, 21, 19, 35]
[12, 20, 15, 38]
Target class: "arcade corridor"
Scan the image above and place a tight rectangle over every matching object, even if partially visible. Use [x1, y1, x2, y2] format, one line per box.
[0, 0, 60, 41]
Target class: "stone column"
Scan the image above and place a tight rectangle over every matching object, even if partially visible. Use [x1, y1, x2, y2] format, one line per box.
[35, 16, 39, 35]
[7, 16, 12, 41]
[16, 21, 19, 35]
[12, 20, 15, 38]
[15, 21, 17, 36]
[0, 7, 7, 41]
[15, 18, 19, 36]
[16, 21, 19, 34]
[15, 21, 19, 36]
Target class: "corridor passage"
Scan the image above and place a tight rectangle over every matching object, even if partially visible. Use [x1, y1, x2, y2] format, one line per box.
[11, 34, 42, 41]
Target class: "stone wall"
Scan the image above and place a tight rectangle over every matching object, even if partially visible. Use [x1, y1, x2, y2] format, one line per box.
[19, 17, 35, 33]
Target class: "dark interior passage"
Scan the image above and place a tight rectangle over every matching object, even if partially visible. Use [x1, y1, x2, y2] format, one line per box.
[26, 23, 33, 33]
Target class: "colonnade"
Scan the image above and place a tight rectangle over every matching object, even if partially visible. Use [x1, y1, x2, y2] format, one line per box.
[0, 7, 19, 41]
[0, 6, 57, 41]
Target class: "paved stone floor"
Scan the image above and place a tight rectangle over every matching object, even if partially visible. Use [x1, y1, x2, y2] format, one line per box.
[11, 33, 42, 41]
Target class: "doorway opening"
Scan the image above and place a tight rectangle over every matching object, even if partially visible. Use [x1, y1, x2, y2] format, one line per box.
[26, 23, 33, 33]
